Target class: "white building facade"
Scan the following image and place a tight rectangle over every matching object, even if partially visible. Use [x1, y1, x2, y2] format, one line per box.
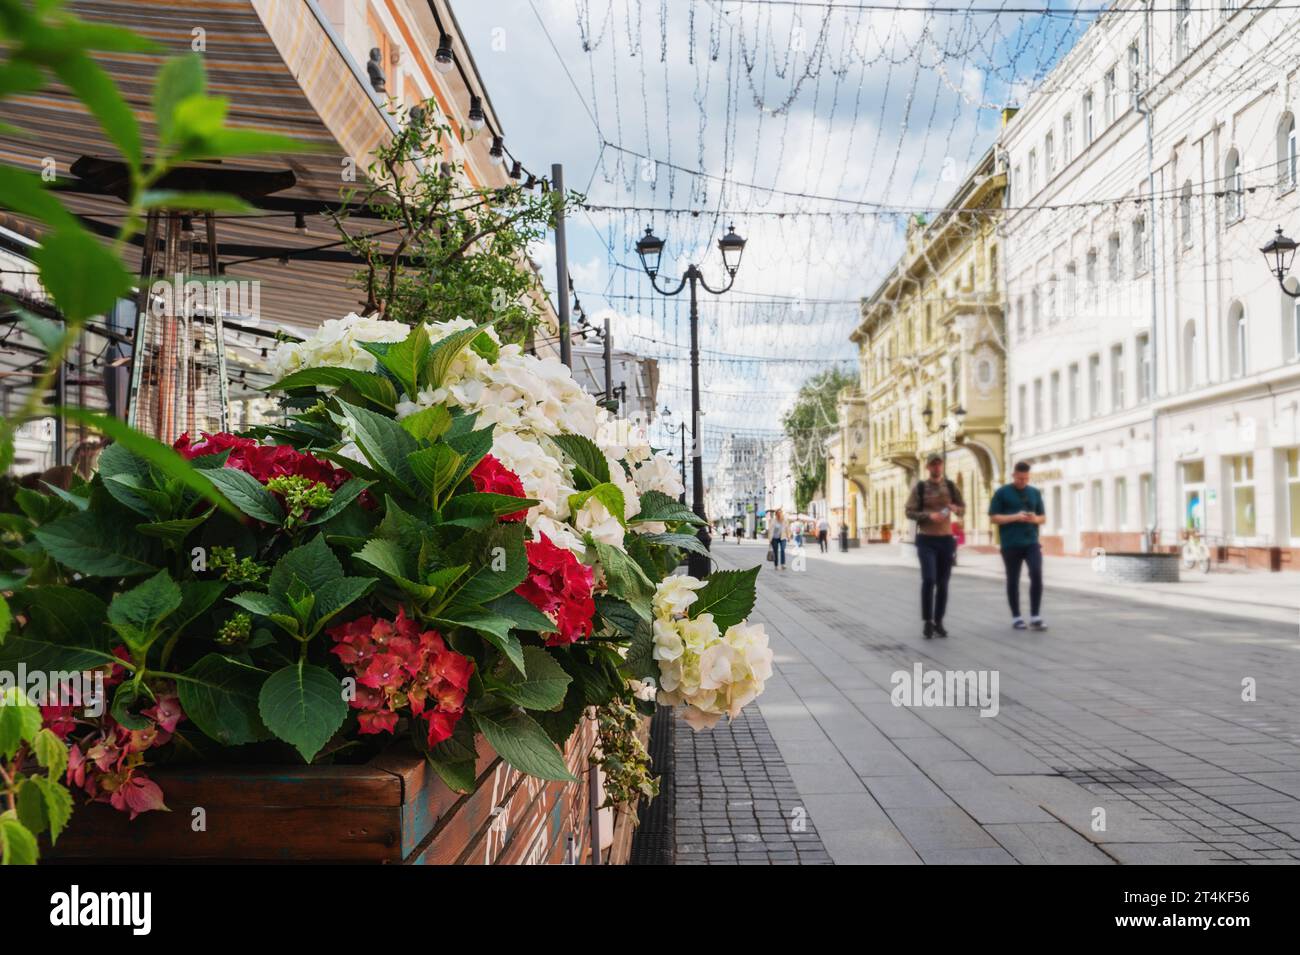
[1001, 1, 1300, 568]
[705, 434, 766, 533]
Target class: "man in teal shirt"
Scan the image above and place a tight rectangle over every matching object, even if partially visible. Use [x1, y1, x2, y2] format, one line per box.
[988, 461, 1047, 630]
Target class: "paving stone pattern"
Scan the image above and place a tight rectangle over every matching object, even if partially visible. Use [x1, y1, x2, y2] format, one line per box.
[702, 540, 1300, 865]
[673, 707, 833, 864]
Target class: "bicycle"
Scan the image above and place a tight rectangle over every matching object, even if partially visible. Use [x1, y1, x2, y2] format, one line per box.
[1180, 530, 1212, 574]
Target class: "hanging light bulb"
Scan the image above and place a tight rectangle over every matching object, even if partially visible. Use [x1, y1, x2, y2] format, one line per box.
[434, 32, 455, 74]
[489, 135, 504, 162]
[467, 94, 486, 131]
[509, 160, 522, 180]
[294, 211, 308, 236]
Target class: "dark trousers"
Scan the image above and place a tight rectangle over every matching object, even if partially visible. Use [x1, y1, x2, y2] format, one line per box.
[817, 530, 828, 552]
[1001, 543, 1043, 618]
[770, 537, 785, 566]
[916, 534, 955, 623]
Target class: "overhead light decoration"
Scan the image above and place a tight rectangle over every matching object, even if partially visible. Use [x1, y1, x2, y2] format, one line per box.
[468, 95, 486, 131]
[435, 32, 455, 74]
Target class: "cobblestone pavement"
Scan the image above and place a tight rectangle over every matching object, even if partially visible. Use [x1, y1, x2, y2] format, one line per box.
[711, 539, 1300, 865]
[673, 708, 833, 864]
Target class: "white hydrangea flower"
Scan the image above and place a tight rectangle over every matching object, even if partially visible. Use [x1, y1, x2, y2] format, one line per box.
[633, 452, 685, 499]
[574, 495, 625, 551]
[649, 578, 772, 729]
[269, 312, 409, 379]
[652, 574, 705, 619]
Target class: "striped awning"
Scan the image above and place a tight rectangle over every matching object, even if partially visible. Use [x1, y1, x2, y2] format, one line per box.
[0, 0, 409, 334]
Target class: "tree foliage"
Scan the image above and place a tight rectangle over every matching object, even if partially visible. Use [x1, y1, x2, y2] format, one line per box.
[334, 105, 579, 343]
[781, 368, 855, 512]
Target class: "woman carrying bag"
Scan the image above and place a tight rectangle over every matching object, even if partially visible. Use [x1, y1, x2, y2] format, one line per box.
[768, 510, 787, 570]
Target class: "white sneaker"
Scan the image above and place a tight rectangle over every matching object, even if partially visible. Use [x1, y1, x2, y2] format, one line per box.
[1029, 617, 1047, 631]
[1012, 617, 1026, 630]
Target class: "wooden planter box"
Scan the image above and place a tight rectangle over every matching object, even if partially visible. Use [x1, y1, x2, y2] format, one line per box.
[46, 715, 628, 865]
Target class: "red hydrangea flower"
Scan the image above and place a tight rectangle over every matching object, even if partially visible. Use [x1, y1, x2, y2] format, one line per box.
[328, 608, 473, 747]
[50, 673, 181, 820]
[469, 454, 529, 521]
[174, 431, 350, 491]
[515, 534, 596, 647]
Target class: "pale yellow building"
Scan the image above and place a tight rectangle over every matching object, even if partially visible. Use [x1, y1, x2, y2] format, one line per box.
[848, 148, 1007, 546]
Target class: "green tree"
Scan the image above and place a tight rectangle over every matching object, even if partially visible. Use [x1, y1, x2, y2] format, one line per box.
[334, 104, 578, 342]
[781, 368, 855, 512]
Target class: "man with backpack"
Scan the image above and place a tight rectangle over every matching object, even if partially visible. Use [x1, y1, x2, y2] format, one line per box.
[904, 453, 965, 638]
[989, 461, 1047, 631]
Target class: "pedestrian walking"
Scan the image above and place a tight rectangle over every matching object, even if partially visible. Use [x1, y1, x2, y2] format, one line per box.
[989, 461, 1047, 631]
[791, 517, 804, 548]
[817, 516, 829, 552]
[904, 453, 965, 638]
[767, 509, 787, 570]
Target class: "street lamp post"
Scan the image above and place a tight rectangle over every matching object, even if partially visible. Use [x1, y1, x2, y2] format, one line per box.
[1261, 226, 1300, 297]
[635, 224, 747, 577]
[661, 404, 689, 504]
[921, 400, 967, 463]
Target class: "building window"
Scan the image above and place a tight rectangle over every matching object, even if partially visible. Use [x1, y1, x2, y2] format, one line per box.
[1050, 370, 1061, 428]
[1140, 473, 1153, 528]
[1176, 0, 1191, 60]
[1052, 485, 1063, 532]
[1225, 148, 1244, 222]
[1068, 362, 1080, 422]
[1132, 215, 1147, 274]
[1064, 262, 1077, 316]
[1018, 384, 1028, 436]
[1015, 296, 1025, 338]
[1031, 287, 1042, 332]
[1128, 42, 1142, 101]
[1182, 320, 1198, 390]
[1028, 149, 1038, 195]
[1137, 333, 1152, 401]
[1228, 301, 1247, 377]
[1115, 476, 1129, 529]
[1083, 92, 1095, 144]
[1085, 248, 1098, 300]
[1229, 454, 1255, 537]
[1045, 132, 1055, 176]
[1091, 479, 1104, 530]
[1033, 378, 1044, 433]
[1278, 113, 1298, 189]
[1111, 342, 1126, 410]
[1104, 67, 1117, 125]
[1088, 353, 1102, 416]
[1291, 299, 1300, 360]
[1013, 164, 1023, 204]
[1180, 180, 1193, 247]
[1047, 274, 1058, 323]
[1287, 448, 1300, 543]
[1063, 113, 1074, 164]
[1107, 233, 1122, 283]
[988, 246, 998, 286]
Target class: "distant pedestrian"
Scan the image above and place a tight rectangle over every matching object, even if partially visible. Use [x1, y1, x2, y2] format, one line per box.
[768, 509, 787, 570]
[817, 516, 829, 552]
[905, 453, 965, 638]
[791, 518, 804, 548]
[989, 461, 1047, 631]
